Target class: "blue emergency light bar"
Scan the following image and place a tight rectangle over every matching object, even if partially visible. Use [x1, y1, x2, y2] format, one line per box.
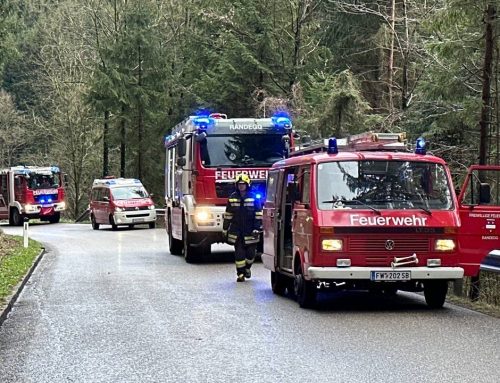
[415, 137, 426, 155]
[271, 112, 292, 130]
[193, 116, 215, 130]
[327, 137, 338, 154]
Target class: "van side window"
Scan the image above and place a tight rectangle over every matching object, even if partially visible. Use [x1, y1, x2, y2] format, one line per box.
[300, 170, 311, 204]
[266, 171, 278, 203]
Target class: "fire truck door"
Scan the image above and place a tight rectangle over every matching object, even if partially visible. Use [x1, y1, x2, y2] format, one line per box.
[457, 166, 500, 276]
[0, 174, 8, 219]
[262, 169, 284, 271]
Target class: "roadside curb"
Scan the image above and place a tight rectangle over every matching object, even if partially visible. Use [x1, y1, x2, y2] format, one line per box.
[0, 248, 45, 328]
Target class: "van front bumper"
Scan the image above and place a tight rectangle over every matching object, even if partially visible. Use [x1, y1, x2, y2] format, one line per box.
[306, 266, 464, 280]
[114, 211, 157, 225]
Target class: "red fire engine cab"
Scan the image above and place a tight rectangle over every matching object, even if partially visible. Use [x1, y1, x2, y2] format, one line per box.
[0, 166, 66, 225]
[165, 112, 293, 263]
[262, 132, 500, 308]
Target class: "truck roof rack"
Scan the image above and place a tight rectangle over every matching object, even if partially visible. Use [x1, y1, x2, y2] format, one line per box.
[290, 131, 408, 157]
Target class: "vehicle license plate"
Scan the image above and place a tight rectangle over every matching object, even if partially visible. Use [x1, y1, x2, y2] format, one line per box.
[370, 271, 411, 281]
[132, 218, 144, 223]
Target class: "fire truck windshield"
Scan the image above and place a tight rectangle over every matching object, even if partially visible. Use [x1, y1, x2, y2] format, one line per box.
[317, 160, 453, 211]
[111, 186, 149, 200]
[200, 134, 286, 167]
[28, 174, 58, 189]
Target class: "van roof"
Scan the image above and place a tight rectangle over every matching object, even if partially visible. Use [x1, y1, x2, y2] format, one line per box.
[272, 151, 448, 169]
[92, 178, 143, 188]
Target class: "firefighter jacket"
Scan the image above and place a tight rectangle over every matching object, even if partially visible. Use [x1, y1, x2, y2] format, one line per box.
[223, 191, 263, 245]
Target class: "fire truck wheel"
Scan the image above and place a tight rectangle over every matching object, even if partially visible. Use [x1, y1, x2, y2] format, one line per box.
[183, 225, 201, 263]
[271, 271, 288, 296]
[424, 280, 448, 309]
[10, 208, 23, 226]
[167, 215, 183, 256]
[48, 213, 60, 224]
[91, 215, 99, 230]
[294, 268, 317, 309]
[109, 215, 118, 231]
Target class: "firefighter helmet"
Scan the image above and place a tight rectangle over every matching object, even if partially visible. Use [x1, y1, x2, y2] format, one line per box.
[235, 174, 251, 186]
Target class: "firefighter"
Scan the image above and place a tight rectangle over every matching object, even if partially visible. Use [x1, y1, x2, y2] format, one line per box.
[223, 174, 262, 282]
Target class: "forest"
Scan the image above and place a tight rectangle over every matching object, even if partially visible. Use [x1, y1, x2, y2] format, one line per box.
[0, 0, 499, 218]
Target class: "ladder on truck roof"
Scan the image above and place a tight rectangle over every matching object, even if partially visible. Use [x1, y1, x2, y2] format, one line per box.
[290, 131, 408, 157]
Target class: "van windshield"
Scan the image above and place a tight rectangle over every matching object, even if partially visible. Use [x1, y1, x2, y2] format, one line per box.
[317, 160, 453, 211]
[111, 186, 149, 200]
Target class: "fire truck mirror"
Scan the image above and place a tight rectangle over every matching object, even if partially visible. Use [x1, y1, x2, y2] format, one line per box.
[479, 182, 491, 204]
[194, 131, 207, 143]
[176, 157, 186, 167]
[177, 138, 187, 157]
[63, 174, 69, 187]
[14, 176, 22, 186]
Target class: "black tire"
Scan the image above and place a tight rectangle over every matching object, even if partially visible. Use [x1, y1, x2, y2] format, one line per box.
[294, 267, 317, 309]
[168, 216, 183, 256]
[110, 215, 118, 231]
[128, 224, 135, 229]
[271, 271, 288, 296]
[183, 223, 201, 263]
[149, 221, 156, 229]
[424, 280, 448, 309]
[10, 208, 23, 226]
[91, 214, 99, 230]
[48, 212, 60, 224]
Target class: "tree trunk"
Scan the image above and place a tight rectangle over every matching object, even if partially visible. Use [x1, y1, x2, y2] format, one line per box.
[387, 0, 396, 114]
[401, 0, 409, 110]
[103, 110, 110, 177]
[137, 44, 144, 180]
[120, 105, 126, 177]
[470, 4, 496, 302]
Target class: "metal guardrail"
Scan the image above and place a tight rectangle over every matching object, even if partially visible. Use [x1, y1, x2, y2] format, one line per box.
[480, 250, 500, 274]
[156, 208, 165, 216]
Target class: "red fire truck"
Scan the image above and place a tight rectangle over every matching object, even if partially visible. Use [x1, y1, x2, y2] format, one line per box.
[262, 132, 500, 308]
[165, 112, 293, 262]
[0, 166, 66, 225]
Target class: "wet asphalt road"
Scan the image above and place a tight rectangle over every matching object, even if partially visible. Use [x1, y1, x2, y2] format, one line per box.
[0, 223, 499, 383]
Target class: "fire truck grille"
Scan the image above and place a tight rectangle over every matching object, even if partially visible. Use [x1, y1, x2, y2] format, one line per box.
[215, 180, 267, 199]
[349, 237, 430, 266]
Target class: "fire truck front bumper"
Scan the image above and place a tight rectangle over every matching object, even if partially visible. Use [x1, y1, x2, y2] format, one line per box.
[305, 266, 464, 281]
[24, 202, 66, 214]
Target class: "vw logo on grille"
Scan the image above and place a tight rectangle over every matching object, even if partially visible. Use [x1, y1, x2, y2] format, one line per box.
[135, 207, 139, 210]
[385, 240, 395, 251]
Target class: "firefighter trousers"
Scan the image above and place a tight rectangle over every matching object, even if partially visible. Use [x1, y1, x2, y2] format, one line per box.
[234, 237, 256, 276]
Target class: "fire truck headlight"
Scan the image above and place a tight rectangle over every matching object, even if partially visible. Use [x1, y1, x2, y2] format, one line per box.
[195, 210, 212, 222]
[322, 239, 343, 251]
[434, 239, 455, 251]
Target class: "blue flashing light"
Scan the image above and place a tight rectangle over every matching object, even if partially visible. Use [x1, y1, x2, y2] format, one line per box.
[50, 166, 60, 173]
[271, 111, 292, 129]
[327, 137, 338, 154]
[255, 193, 262, 200]
[415, 137, 426, 155]
[47, 198, 53, 203]
[193, 116, 215, 130]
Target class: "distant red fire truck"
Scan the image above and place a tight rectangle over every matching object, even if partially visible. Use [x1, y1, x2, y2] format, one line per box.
[262, 132, 500, 308]
[0, 166, 66, 225]
[165, 112, 293, 262]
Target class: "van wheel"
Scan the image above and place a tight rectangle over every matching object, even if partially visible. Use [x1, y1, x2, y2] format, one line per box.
[109, 215, 118, 231]
[183, 223, 201, 263]
[271, 271, 288, 296]
[424, 280, 448, 309]
[294, 267, 317, 309]
[91, 214, 99, 230]
[10, 208, 23, 226]
[168, 215, 183, 256]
